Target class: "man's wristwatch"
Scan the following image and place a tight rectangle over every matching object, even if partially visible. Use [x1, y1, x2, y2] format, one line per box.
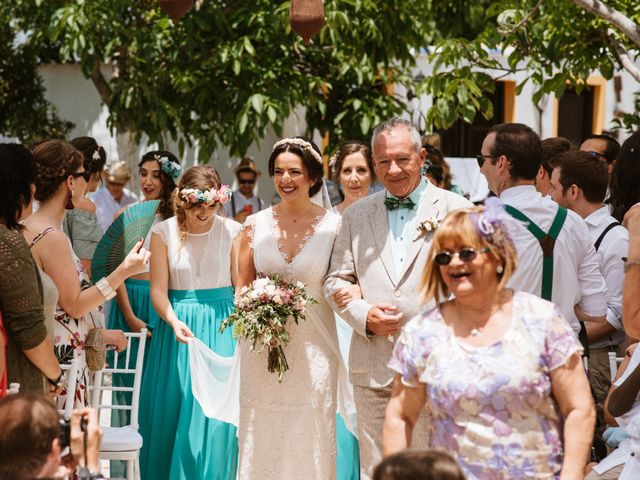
[47, 370, 66, 390]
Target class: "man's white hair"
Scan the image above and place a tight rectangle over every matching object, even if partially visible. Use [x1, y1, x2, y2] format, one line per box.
[371, 117, 422, 156]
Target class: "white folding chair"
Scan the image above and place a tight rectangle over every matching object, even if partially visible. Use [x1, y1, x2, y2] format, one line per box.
[58, 358, 80, 419]
[91, 329, 147, 480]
[608, 351, 625, 381]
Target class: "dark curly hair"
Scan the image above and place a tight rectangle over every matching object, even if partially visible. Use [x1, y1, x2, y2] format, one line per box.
[139, 150, 180, 220]
[70, 136, 107, 177]
[0, 144, 38, 231]
[610, 131, 640, 222]
[32, 140, 84, 202]
[268, 137, 324, 197]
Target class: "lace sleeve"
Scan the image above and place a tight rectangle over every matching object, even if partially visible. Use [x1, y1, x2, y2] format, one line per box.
[0, 228, 47, 350]
[243, 215, 257, 249]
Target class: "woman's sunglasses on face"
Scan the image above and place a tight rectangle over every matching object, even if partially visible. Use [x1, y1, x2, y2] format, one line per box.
[434, 247, 490, 266]
[70, 170, 91, 182]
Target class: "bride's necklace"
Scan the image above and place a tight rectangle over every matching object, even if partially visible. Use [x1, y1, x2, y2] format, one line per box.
[276, 204, 314, 224]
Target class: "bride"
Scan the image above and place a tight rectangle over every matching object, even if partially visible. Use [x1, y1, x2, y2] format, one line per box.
[235, 137, 348, 479]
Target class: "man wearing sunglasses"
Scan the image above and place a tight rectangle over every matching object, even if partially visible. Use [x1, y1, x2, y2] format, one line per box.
[223, 157, 265, 223]
[478, 123, 607, 337]
[325, 117, 472, 478]
[580, 134, 620, 176]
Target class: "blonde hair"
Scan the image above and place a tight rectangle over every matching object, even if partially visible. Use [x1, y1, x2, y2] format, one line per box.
[172, 165, 222, 241]
[420, 206, 518, 304]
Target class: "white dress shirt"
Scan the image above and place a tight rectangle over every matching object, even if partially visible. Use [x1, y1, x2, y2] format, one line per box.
[91, 186, 138, 231]
[387, 180, 428, 278]
[501, 185, 607, 333]
[585, 206, 628, 348]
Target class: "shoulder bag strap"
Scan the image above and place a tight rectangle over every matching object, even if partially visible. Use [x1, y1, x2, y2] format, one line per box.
[594, 221, 621, 252]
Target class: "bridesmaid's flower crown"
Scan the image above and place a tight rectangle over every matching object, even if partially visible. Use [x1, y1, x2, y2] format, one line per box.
[155, 154, 182, 180]
[272, 138, 323, 165]
[179, 185, 232, 205]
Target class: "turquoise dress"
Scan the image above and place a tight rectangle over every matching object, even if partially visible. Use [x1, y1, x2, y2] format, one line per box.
[138, 215, 242, 480]
[331, 207, 361, 480]
[106, 213, 162, 428]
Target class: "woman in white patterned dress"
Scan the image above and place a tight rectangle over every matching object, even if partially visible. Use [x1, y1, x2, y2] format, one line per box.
[236, 137, 345, 479]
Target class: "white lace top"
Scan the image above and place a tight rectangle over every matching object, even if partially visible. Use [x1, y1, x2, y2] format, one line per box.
[151, 215, 242, 291]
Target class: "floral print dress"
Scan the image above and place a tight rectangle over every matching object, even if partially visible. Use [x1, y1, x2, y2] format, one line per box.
[53, 240, 104, 407]
[388, 291, 581, 479]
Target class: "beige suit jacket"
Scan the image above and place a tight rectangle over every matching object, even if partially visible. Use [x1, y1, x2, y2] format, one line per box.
[324, 181, 473, 387]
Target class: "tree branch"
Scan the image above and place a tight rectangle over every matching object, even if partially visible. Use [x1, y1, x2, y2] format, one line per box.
[572, 0, 640, 47]
[608, 29, 640, 82]
[90, 55, 112, 103]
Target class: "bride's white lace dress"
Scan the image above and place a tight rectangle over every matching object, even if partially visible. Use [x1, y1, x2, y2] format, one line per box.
[238, 207, 341, 479]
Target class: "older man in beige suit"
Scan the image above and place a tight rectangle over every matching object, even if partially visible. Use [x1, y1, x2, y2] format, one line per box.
[324, 118, 472, 478]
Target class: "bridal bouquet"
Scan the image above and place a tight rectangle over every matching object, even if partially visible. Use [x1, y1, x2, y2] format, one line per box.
[221, 274, 317, 382]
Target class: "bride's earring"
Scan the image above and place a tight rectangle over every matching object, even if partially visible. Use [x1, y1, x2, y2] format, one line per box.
[496, 264, 504, 275]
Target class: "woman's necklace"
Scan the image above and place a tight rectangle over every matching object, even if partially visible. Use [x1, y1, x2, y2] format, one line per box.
[276, 204, 314, 223]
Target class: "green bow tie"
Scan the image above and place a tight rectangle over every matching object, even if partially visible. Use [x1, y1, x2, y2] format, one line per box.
[384, 196, 416, 211]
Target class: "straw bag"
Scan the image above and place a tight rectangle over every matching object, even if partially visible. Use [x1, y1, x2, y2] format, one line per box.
[85, 327, 106, 372]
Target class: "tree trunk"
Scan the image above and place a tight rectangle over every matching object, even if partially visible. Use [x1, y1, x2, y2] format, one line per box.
[116, 129, 140, 196]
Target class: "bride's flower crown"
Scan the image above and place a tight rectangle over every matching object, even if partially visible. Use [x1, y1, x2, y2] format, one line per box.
[179, 185, 232, 205]
[272, 138, 323, 165]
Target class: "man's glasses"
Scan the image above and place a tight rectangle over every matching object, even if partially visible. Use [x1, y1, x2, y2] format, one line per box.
[584, 151, 612, 164]
[434, 247, 490, 266]
[238, 179, 256, 185]
[476, 155, 494, 168]
[70, 170, 91, 182]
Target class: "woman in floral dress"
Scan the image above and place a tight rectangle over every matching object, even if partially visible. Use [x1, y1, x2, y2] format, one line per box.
[24, 140, 149, 406]
[383, 198, 595, 479]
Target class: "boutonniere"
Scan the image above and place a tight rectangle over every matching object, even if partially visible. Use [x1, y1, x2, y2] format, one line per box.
[415, 216, 441, 240]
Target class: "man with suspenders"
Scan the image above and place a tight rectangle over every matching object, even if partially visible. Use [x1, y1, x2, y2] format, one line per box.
[478, 123, 607, 338]
[549, 150, 628, 434]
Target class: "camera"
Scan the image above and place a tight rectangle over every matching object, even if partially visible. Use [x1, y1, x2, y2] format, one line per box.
[58, 415, 87, 449]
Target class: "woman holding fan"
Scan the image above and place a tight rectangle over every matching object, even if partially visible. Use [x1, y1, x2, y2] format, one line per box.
[22, 140, 149, 406]
[139, 165, 240, 480]
[107, 150, 180, 342]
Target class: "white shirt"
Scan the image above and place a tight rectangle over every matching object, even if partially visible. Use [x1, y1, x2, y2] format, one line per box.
[92, 186, 138, 231]
[501, 185, 607, 333]
[585, 206, 628, 348]
[223, 190, 265, 218]
[593, 346, 640, 477]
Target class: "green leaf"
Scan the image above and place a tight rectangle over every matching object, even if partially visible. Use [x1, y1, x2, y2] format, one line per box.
[250, 94, 264, 114]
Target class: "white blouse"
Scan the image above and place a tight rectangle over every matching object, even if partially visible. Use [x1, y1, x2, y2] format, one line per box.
[151, 215, 242, 291]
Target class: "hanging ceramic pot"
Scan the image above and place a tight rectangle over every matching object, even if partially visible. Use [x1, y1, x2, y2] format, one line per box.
[290, 0, 325, 44]
[158, 0, 193, 22]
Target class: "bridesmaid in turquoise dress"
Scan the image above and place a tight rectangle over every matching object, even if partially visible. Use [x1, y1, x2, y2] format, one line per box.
[139, 165, 241, 480]
[330, 140, 376, 479]
[106, 151, 179, 446]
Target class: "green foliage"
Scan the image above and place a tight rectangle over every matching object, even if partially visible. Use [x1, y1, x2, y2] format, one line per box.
[0, 13, 73, 143]
[6, 0, 436, 158]
[421, 0, 640, 132]
[612, 91, 640, 133]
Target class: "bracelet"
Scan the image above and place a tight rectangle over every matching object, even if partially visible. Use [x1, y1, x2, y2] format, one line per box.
[624, 260, 640, 273]
[95, 277, 116, 300]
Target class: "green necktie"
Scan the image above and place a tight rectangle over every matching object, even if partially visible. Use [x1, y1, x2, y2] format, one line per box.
[384, 196, 416, 211]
